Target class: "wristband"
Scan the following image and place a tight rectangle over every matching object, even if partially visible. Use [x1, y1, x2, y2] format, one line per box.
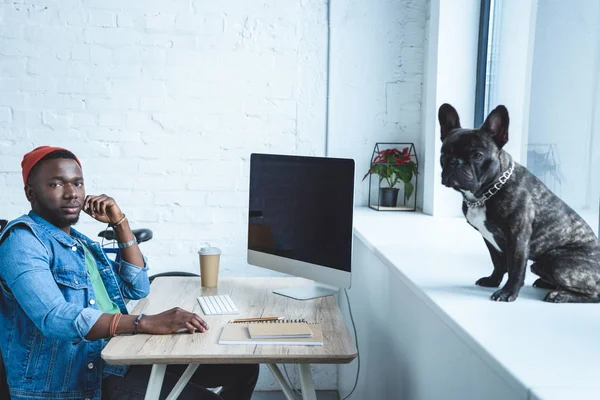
[117, 237, 137, 249]
[109, 313, 122, 337]
[111, 214, 127, 227]
[133, 313, 145, 335]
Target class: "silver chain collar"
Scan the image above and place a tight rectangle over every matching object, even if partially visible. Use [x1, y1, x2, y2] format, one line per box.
[464, 161, 515, 208]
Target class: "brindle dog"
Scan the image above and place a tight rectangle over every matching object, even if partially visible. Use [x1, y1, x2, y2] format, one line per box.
[438, 103, 600, 303]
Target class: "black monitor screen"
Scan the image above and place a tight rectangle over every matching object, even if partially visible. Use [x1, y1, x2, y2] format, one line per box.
[248, 153, 355, 272]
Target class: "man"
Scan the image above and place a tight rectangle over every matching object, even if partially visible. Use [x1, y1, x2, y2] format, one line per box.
[0, 146, 259, 400]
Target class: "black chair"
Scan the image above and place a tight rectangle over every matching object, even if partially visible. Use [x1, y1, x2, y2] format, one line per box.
[0, 219, 10, 398]
[97, 228, 199, 285]
[98, 228, 153, 244]
[148, 271, 199, 284]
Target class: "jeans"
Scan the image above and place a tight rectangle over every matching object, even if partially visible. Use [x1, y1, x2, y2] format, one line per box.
[102, 363, 259, 400]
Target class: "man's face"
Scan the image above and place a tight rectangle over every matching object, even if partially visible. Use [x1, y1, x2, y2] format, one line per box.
[26, 158, 85, 230]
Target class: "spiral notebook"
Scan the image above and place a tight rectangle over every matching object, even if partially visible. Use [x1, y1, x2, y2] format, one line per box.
[248, 322, 312, 339]
[218, 319, 323, 346]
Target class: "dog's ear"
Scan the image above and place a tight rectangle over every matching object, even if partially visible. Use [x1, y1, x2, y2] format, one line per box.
[480, 105, 509, 149]
[438, 104, 461, 142]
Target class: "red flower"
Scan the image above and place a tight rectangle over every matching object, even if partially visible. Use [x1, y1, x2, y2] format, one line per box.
[363, 146, 418, 202]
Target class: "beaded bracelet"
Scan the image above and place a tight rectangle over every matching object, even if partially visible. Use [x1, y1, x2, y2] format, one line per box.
[133, 313, 145, 335]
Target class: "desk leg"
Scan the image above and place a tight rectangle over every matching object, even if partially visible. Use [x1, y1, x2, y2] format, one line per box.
[144, 364, 167, 400]
[165, 364, 199, 400]
[298, 364, 317, 400]
[267, 364, 298, 400]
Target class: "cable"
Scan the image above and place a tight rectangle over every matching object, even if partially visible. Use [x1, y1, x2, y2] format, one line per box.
[283, 363, 301, 398]
[341, 288, 360, 400]
[100, 223, 109, 248]
[277, 287, 360, 400]
[100, 223, 119, 263]
[101, 222, 116, 250]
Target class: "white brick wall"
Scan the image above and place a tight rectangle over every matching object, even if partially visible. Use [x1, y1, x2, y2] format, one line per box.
[0, 0, 327, 277]
[0, 0, 427, 392]
[328, 0, 429, 210]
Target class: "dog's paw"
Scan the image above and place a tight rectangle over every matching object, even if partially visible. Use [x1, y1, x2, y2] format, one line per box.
[544, 290, 568, 303]
[476, 276, 502, 287]
[533, 278, 556, 289]
[491, 288, 518, 302]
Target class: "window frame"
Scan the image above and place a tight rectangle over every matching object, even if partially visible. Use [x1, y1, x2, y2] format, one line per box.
[474, 0, 492, 127]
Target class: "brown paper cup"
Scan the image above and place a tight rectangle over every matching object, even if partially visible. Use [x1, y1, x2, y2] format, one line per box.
[198, 245, 221, 288]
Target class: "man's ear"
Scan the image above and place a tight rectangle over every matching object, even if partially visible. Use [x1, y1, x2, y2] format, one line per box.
[480, 105, 509, 149]
[438, 103, 461, 142]
[24, 184, 34, 204]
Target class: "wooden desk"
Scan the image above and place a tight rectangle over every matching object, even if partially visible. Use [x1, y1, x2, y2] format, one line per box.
[102, 277, 357, 400]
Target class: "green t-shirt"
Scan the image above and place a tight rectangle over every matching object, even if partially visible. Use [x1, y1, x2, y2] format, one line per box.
[76, 239, 120, 315]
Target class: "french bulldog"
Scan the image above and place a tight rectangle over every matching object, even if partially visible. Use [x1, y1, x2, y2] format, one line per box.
[438, 103, 600, 302]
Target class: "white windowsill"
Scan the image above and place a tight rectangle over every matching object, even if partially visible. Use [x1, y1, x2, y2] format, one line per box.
[353, 206, 600, 399]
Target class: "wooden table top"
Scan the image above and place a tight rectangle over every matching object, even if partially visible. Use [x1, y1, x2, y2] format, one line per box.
[102, 277, 357, 365]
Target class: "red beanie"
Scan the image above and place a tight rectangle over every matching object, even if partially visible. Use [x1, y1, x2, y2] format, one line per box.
[21, 146, 82, 185]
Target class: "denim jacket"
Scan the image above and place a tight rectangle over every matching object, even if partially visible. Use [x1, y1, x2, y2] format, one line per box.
[0, 211, 150, 400]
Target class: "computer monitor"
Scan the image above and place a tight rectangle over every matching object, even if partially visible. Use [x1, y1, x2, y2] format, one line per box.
[247, 153, 355, 300]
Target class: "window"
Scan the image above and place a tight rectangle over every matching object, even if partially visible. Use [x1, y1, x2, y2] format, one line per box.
[480, 0, 600, 235]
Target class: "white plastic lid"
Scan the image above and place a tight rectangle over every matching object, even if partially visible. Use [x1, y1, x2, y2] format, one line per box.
[198, 244, 221, 255]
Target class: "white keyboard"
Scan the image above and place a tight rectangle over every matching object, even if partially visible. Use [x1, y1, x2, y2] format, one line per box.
[197, 294, 239, 315]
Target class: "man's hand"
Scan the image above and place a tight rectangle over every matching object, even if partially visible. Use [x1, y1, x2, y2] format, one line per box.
[84, 194, 145, 268]
[87, 308, 209, 340]
[83, 194, 124, 225]
[138, 308, 209, 334]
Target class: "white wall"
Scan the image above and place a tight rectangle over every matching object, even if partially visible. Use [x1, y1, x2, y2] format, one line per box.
[0, 0, 432, 270]
[0, 0, 327, 277]
[337, 236, 527, 400]
[327, 0, 429, 209]
[422, 0, 481, 216]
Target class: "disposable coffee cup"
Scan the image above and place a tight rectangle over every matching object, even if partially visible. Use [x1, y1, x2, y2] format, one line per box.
[198, 244, 221, 288]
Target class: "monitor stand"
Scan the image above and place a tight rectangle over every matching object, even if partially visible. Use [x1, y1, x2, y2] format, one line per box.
[273, 283, 339, 300]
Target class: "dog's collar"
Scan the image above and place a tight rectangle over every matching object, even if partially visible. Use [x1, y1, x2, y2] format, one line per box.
[464, 161, 515, 208]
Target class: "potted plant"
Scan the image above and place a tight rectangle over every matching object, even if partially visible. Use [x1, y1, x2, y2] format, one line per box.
[363, 145, 418, 208]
